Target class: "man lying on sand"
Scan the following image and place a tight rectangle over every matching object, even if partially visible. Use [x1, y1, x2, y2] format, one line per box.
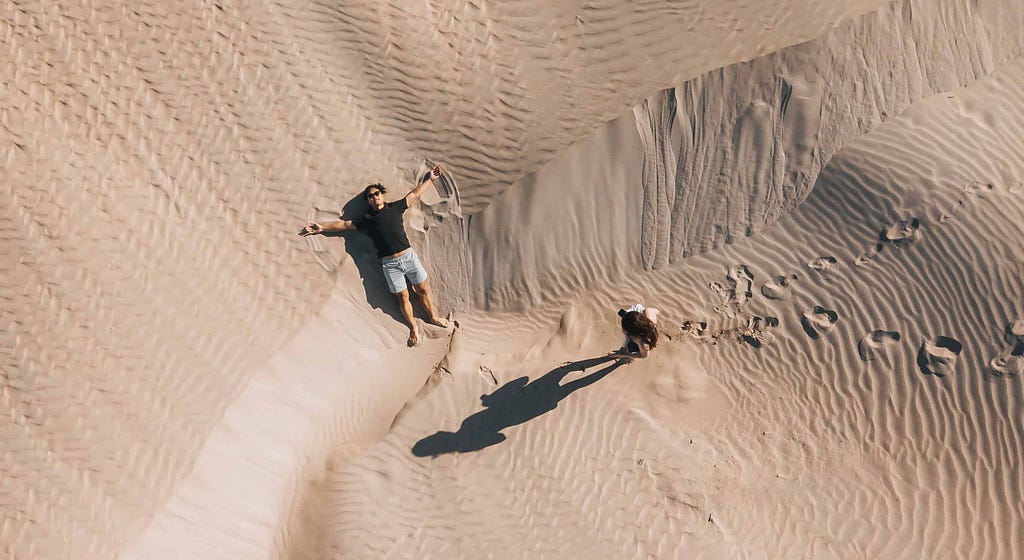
[300, 165, 450, 346]
[610, 304, 660, 362]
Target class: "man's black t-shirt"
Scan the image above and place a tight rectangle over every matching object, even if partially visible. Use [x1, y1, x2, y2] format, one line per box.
[355, 198, 411, 258]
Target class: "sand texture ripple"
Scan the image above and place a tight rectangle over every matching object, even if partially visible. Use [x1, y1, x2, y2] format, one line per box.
[3, 0, 1024, 558]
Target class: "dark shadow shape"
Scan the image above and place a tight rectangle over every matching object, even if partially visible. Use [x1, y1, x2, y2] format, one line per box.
[916, 336, 963, 377]
[915, 346, 935, 376]
[742, 335, 763, 349]
[413, 355, 625, 457]
[1004, 323, 1024, 355]
[328, 194, 408, 326]
[334, 170, 445, 326]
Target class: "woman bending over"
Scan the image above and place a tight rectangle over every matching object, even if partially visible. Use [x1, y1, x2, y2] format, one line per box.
[611, 304, 659, 362]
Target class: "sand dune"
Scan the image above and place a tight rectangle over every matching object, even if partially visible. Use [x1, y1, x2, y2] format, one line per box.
[330, 5, 1024, 557]
[333, 56, 1024, 557]
[3, 0, 1024, 558]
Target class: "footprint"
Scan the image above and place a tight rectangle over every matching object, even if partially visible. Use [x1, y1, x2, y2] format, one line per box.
[801, 306, 838, 339]
[881, 217, 921, 245]
[807, 256, 838, 271]
[1004, 319, 1024, 345]
[987, 355, 1023, 378]
[728, 265, 754, 305]
[742, 315, 780, 348]
[939, 201, 962, 223]
[940, 181, 993, 222]
[681, 320, 709, 340]
[916, 336, 963, 377]
[855, 244, 883, 267]
[963, 180, 994, 198]
[857, 218, 922, 265]
[761, 274, 797, 300]
[710, 264, 754, 316]
[1003, 319, 1024, 356]
[987, 319, 1024, 379]
[858, 330, 901, 362]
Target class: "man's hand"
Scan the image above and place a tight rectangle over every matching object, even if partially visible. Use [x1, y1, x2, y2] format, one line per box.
[407, 164, 445, 203]
[299, 222, 323, 236]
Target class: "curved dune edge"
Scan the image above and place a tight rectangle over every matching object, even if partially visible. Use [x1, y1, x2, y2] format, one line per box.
[471, 0, 1024, 309]
[288, 0, 897, 214]
[3, 1, 898, 557]
[3, 1, 1024, 559]
[119, 290, 455, 558]
[329, 55, 1024, 558]
[136, 19, 1024, 560]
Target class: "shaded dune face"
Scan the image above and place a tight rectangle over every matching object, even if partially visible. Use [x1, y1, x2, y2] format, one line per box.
[333, 3, 1024, 560]
[4, 1, 1024, 560]
[294, 0, 898, 214]
[1, 1, 897, 557]
[471, 0, 1024, 310]
[338, 59, 1024, 558]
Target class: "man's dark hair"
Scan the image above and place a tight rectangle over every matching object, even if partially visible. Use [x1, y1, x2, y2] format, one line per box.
[363, 183, 386, 200]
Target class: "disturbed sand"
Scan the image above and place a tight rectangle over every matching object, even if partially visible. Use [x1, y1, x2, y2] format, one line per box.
[3, 0, 1024, 558]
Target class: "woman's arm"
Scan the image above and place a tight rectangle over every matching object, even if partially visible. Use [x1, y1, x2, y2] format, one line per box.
[637, 343, 650, 358]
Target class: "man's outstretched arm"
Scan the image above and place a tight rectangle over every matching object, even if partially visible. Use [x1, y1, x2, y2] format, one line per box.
[404, 165, 442, 204]
[298, 220, 355, 236]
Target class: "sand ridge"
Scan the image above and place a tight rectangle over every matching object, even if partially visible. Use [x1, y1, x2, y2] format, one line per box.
[3, 0, 1024, 558]
[332, 18, 1024, 560]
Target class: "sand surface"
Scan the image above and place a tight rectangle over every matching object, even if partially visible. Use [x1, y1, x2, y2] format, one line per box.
[3, 0, 1024, 558]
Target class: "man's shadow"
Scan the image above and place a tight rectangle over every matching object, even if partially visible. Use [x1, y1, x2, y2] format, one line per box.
[322, 195, 407, 325]
[327, 170, 443, 327]
[412, 355, 625, 457]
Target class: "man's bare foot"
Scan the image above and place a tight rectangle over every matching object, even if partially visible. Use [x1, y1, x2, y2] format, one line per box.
[408, 330, 420, 347]
[427, 317, 449, 328]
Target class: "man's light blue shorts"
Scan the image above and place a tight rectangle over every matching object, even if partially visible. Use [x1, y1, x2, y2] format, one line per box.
[381, 249, 428, 293]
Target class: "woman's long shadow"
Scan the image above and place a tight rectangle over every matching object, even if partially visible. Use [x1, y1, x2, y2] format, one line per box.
[413, 355, 625, 457]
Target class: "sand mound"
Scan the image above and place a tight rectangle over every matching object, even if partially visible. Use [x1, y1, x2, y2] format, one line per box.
[329, 4, 1024, 556]
[4, 0, 1024, 558]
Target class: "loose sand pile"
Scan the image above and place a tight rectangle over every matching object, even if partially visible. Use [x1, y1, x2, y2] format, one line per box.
[3, 0, 1023, 558]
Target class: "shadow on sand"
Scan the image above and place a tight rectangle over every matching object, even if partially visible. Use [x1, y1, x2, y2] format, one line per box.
[321, 194, 408, 325]
[412, 355, 625, 457]
[327, 169, 443, 327]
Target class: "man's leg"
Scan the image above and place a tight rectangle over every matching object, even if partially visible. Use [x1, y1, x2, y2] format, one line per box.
[405, 250, 448, 329]
[383, 257, 419, 346]
[411, 280, 448, 328]
[394, 289, 419, 346]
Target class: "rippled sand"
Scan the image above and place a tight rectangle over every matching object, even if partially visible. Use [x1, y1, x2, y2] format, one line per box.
[3, 0, 1024, 558]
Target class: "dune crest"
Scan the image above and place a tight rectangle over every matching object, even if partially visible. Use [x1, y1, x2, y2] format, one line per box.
[4, 0, 1024, 558]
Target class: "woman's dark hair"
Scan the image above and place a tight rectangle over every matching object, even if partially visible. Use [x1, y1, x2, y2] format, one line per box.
[363, 183, 386, 199]
[620, 310, 658, 348]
